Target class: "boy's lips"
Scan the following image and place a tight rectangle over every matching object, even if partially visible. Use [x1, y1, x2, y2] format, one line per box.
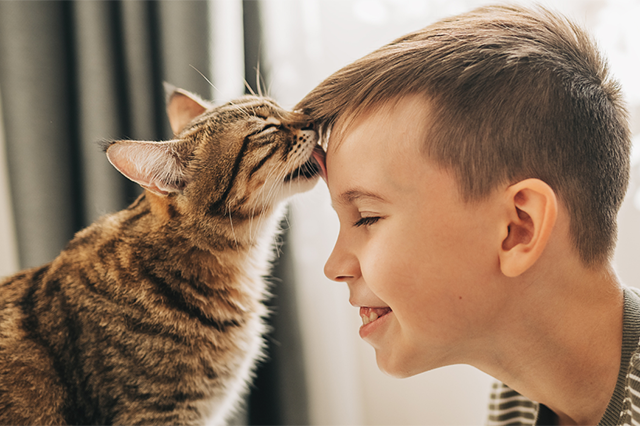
[360, 306, 392, 326]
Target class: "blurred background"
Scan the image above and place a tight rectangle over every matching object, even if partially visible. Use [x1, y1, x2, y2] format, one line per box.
[0, 0, 638, 425]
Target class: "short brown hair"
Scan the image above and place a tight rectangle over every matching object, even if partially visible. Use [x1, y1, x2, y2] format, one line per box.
[296, 4, 631, 266]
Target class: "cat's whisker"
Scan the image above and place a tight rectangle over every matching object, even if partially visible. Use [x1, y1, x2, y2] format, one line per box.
[266, 79, 274, 100]
[246, 213, 255, 245]
[222, 101, 252, 120]
[249, 197, 267, 243]
[190, 64, 220, 95]
[217, 97, 257, 119]
[244, 80, 256, 96]
[222, 99, 251, 119]
[260, 162, 285, 202]
[256, 62, 263, 98]
[227, 204, 240, 252]
[237, 100, 255, 118]
[251, 176, 276, 240]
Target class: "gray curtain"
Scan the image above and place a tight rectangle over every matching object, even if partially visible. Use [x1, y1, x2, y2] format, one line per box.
[0, 1, 308, 424]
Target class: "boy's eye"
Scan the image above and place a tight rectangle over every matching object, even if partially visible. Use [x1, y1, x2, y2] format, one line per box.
[354, 216, 381, 227]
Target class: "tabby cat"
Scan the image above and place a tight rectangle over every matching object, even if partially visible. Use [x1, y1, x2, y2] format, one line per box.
[0, 85, 325, 425]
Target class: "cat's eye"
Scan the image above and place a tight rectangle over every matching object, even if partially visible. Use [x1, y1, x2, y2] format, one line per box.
[261, 123, 281, 133]
[258, 116, 282, 134]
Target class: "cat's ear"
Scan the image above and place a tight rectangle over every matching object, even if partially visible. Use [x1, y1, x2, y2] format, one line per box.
[104, 139, 188, 196]
[164, 82, 211, 135]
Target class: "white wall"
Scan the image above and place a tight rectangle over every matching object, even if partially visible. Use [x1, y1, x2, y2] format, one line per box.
[261, 0, 640, 424]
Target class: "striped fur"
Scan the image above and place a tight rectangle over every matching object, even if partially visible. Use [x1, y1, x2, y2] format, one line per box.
[0, 88, 320, 425]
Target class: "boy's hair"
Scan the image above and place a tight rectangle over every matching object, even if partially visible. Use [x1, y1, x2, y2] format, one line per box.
[296, 4, 630, 266]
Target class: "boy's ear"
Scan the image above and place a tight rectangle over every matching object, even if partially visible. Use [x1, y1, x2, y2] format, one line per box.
[104, 139, 189, 197]
[498, 179, 558, 277]
[164, 82, 210, 135]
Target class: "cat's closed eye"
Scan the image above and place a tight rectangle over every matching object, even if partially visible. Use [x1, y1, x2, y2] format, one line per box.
[260, 122, 281, 133]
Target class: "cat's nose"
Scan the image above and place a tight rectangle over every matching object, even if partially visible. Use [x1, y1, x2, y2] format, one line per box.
[300, 128, 318, 144]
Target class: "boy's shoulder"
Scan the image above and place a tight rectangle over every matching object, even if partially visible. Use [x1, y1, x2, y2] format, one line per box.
[488, 286, 640, 426]
[623, 287, 640, 424]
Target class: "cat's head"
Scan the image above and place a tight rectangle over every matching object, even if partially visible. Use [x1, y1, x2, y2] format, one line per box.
[104, 85, 325, 240]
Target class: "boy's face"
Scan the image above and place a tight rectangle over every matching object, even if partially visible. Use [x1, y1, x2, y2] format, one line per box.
[324, 96, 509, 377]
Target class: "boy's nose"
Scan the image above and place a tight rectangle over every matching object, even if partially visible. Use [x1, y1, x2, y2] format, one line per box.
[324, 241, 360, 283]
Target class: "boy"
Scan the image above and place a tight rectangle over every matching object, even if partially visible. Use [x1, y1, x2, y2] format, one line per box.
[296, 4, 634, 426]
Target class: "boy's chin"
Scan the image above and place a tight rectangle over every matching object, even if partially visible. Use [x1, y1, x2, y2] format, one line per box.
[374, 349, 429, 379]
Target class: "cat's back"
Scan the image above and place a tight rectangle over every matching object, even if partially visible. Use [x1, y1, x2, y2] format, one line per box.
[0, 193, 154, 329]
[0, 263, 70, 424]
[0, 264, 39, 313]
[0, 196, 170, 424]
[0, 265, 52, 355]
[0, 191, 152, 284]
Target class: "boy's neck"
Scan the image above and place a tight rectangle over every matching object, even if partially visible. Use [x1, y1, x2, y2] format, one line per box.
[478, 261, 623, 425]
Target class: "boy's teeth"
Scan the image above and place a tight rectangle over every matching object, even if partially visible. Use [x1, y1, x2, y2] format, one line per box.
[360, 306, 392, 326]
[362, 311, 379, 326]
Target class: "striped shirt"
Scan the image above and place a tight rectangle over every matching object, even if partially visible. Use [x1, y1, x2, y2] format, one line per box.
[487, 287, 640, 426]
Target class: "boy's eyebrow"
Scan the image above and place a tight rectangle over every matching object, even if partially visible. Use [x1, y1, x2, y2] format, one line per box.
[336, 188, 388, 206]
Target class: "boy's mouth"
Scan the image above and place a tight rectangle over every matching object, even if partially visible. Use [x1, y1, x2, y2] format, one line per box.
[360, 306, 392, 326]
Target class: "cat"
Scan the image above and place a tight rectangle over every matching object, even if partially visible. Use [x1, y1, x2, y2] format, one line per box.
[0, 84, 326, 425]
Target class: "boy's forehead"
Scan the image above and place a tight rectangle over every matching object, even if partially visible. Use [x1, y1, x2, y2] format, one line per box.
[328, 95, 434, 153]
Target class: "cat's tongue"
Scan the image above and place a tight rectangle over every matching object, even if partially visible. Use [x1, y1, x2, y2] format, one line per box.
[312, 145, 327, 182]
